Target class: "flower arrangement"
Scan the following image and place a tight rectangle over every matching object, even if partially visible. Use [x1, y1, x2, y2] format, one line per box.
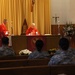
[19, 49, 32, 55]
[48, 48, 57, 56]
[63, 23, 74, 36]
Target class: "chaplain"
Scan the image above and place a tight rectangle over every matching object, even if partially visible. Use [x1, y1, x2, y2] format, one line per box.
[0, 19, 9, 37]
[26, 23, 40, 36]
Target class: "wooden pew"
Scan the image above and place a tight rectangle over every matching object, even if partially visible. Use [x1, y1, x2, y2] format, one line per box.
[27, 58, 50, 66]
[0, 63, 75, 75]
[0, 59, 28, 68]
[0, 58, 50, 68]
[50, 64, 75, 75]
[0, 55, 28, 60]
[0, 66, 50, 75]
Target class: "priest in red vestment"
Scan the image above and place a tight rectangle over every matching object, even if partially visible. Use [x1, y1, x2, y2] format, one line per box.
[0, 19, 9, 37]
[26, 23, 40, 36]
[0, 19, 9, 46]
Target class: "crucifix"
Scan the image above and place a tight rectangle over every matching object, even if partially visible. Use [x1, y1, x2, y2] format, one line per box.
[53, 14, 60, 35]
[31, 0, 35, 23]
[31, 0, 35, 12]
[53, 15, 59, 24]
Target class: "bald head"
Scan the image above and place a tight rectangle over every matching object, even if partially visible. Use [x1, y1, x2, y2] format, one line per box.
[31, 23, 36, 28]
[32, 23, 35, 26]
[3, 19, 7, 25]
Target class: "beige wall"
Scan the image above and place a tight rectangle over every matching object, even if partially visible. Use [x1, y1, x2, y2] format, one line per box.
[70, 0, 75, 24]
[51, 0, 75, 25]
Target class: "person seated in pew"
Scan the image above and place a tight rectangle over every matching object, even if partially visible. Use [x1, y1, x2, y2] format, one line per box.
[48, 37, 75, 65]
[0, 37, 15, 56]
[28, 39, 49, 59]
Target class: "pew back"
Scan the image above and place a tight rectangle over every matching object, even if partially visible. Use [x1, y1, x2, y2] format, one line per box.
[50, 65, 75, 75]
[0, 63, 75, 75]
[0, 58, 50, 68]
[27, 58, 50, 66]
[0, 55, 28, 60]
[0, 66, 50, 75]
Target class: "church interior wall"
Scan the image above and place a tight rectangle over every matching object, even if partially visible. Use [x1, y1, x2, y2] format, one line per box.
[51, 0, 75, 35]
[51, 0, 74, 25]
[70, 0, 75, 24]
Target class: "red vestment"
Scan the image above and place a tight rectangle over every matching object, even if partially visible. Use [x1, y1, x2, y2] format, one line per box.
[0, 23, 8, 46]
[0, 23, 8, 37]
[26, 27, 40, 36]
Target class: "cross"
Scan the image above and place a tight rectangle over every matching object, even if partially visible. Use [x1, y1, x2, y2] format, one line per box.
[53, 16, 59, 24]
[31, 0, 35, 12]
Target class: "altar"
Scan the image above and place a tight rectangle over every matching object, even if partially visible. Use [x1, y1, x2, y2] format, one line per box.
[10, 35, 60, 55]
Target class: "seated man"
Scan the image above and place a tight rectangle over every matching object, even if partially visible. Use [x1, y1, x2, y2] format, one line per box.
[28, 39, 49, 59]
[48, 38, 75, 65]
[0, 37, 15, 56]
[26, 23, 40, 36]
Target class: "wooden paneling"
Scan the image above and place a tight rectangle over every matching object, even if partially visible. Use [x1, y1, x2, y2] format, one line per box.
[12, 35, 27, 54]
[46, 35, 60, 50]
[51, 24, 75, 36]
[51, 24, 75, 49]
[51, 24, 64, 35]
[11, 35, 60, 54]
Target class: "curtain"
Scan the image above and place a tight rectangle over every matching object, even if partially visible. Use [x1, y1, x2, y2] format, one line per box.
[32, 0, 51, 35]
[0, 0, 51, 35]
